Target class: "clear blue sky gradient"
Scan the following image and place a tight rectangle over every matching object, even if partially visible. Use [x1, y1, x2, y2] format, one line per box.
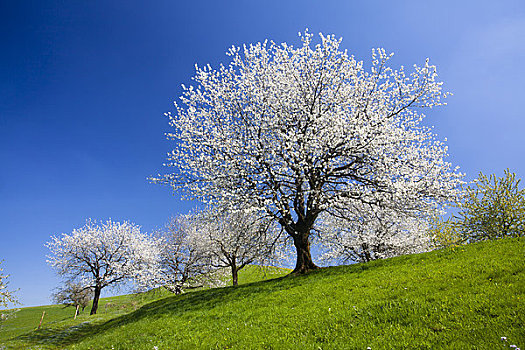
[1, 0, 524, 307]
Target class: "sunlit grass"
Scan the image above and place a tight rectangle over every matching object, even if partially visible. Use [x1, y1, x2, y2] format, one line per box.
[1, 240, 523, 349]
[0, 265, 289, 349]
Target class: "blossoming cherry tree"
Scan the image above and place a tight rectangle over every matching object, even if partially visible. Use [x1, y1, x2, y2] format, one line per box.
[154, 30, 462, 273]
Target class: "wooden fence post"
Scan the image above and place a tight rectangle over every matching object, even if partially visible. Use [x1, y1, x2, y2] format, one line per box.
[37, 311, 46, 329]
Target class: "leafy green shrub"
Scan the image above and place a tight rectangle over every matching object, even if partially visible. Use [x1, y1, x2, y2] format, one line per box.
[429, 215, 464, 247]
[432, 169, 525, 246]
[459, 169, 525, 242]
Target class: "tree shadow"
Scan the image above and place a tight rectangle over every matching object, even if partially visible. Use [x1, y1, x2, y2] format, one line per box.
[12, 261, 393, 347]
[13, 321, 98, 347]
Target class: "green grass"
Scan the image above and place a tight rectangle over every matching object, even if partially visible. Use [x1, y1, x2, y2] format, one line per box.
[0, 265, 289, 349]
[1, 239, 524, 349]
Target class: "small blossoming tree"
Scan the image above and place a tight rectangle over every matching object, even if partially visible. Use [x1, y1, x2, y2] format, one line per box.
[190, 206, 285, 286]
[0, 261, 17, 308]
[319, 204, 433, 263]
[52, 282, 93, 312]
[46, 219, 160, 315]
[155, 215, 219, 294]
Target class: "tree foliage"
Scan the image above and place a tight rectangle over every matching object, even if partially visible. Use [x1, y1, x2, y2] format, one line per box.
[155, 215, 219, 294]
[154, 30, 462, 273]
[457, 169, 525, 242]
[429, 169, 525, 246]
[320, 204, 432, 263]
[0, 261, 17, 308]
[155, 208, 283, 289]
[46, 219, 159, 315]
[52, 282, 93, 311]
[428, 215, 464, 247]
[191, 207, 285, 286]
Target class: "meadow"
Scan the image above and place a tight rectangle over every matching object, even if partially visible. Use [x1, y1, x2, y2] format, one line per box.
[1, 239, 523, 349]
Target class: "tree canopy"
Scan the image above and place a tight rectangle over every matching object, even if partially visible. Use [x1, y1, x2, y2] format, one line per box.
[0, 261, 17, 308]
[154, 31, 463, 272]
[46, 219, 159, 314]
[192, 206, 284, 286]
[458, 169, 525, 242]
[52, 281, 93, 312]
[319, 204, 432, 263]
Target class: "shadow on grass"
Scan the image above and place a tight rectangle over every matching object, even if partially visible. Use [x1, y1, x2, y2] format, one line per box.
[11, 254, 433, 348]
[10, 269, 333, 347]
[14, 321, 98, 347]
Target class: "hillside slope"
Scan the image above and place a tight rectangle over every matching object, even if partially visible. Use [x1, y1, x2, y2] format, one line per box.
[2, 239, 524, 349]
[0, 266, 289, 349]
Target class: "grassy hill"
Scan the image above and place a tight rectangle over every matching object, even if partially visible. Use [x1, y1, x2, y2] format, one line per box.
[1, 239, 524, 349]
[0, 265, 289, 349]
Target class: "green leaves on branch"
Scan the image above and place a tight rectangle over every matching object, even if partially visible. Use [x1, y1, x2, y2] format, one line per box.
[432, 169, 525, 246]
[429, 216, 464, 247]
[460, 169, 525, 241]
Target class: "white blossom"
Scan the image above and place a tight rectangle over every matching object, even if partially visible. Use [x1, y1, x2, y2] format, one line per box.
[154, 214, 224, 293]
[46, 219, 160, 314]
[318, 203, 434, 264]
[0, 261, 17, 308]
[188, 206, 286, 286]
[153, 30, 463, 273]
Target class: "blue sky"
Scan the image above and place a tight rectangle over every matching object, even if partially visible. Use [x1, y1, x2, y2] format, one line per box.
[1, 0, 524, 307]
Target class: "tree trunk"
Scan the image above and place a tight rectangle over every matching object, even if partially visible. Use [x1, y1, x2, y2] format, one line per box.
[231, 259, 238, 286]
[292, 232, 318, 274]
[362, 243, 372, 262]
[90, 287, 101, 315]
